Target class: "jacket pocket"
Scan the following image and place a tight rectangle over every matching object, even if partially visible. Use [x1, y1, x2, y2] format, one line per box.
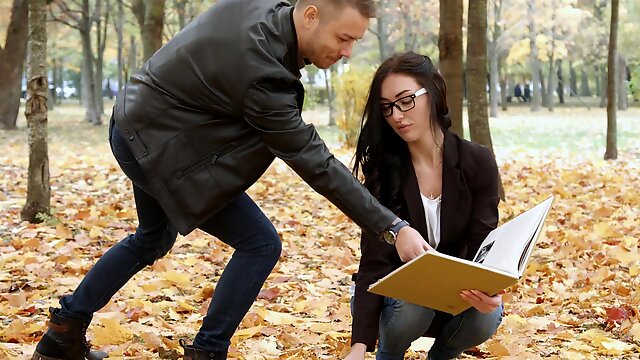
[177, 143, 234, 179]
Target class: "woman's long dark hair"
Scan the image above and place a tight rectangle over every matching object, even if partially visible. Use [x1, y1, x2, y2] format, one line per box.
[353, 52, 451, 214]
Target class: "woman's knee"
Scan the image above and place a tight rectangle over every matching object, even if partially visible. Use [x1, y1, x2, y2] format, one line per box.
[380, 299, 434, 347]
[436, 306, 502, 356]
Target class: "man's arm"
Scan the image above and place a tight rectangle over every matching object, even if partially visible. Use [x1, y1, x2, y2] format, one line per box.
[242, 77, 395, 236]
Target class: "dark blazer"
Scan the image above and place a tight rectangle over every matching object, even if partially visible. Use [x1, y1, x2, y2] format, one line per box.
[351, 130, 501, 351]
[113, 0, 396, 236]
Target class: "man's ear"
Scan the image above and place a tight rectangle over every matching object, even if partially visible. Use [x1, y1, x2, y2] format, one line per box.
[302, 5, 319, 29]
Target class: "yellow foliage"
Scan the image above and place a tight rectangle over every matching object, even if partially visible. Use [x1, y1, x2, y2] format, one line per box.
[332, 66, 375, 147]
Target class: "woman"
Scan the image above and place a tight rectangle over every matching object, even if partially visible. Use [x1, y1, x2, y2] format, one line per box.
[346, 52, 503, 360]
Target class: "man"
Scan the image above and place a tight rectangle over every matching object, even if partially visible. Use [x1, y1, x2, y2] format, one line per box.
[32, 0, 430, 359]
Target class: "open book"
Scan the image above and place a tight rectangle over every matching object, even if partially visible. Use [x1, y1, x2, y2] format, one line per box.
[368, 196, 554, 315]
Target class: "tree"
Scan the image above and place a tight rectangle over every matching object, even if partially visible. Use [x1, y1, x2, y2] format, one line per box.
[438, 0, 463, 137]
[527, 0, 542, 111]
[604, 0, 618, 160]
[49, 0, 101, 124]
[132, 0, 166, 62]
[0, 0, 28, 130]
[116, 0, 124, 90]
[488, 0, 502, 118]
[21, 0, 50, 223]
[372, 0, 393, 62]
[467, 0, 504, 199]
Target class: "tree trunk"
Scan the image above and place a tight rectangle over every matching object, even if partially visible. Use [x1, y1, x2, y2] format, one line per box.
[528, 0, 542, 111]
[76, 0, 100, 124]
[0, 0, 28, 130]
[617, 55, 627, 110]
[569, 61, 577, 96]
[604, 0, 618, 160]
[581, 68, 592, 97]
[117, 0, 124, 90]
[499, 57, 507, 111]
[21, 0, 50, 223]
[325, 65, 338, 126]
[93, 0, 109, 115]
[489, 50, 504, 117]
[600, 67, 607, 108]
[81, 29, 100, 124]
[127, 35, 137, 79]
[439, 0, 464, 137]
[133, 0, 166, 62]
[539, 67, 548, 108]
[556, 59, 564, 104]
[401, 2, 416, 52]
[467, 0, 503, 200]
[547, 59, 556, 111]
[489, 0, 503, 117]
[376, 1, 393, 62]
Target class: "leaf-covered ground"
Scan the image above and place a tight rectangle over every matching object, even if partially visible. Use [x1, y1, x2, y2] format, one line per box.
[1, 106, 639, 359]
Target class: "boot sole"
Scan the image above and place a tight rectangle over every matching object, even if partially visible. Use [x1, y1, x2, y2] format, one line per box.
[32, 352, 63, 360]
[31, 350, 109, 360]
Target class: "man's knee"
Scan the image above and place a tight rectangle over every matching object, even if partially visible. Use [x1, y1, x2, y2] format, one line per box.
[122, 226, 178, 265]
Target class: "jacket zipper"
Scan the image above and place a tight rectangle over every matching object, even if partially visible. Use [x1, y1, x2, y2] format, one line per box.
[177, 143, 234, 179]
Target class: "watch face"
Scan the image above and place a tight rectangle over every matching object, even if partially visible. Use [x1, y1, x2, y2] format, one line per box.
[383, 231, 395, 244]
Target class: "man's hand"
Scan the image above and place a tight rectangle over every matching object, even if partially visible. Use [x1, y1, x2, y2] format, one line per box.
[395, 226, 432, 262]
[343, 343, 366, 360]
[460, 289, 503, 313]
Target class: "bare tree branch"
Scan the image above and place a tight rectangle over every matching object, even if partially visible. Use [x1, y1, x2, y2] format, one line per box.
[49, 6, 81, 30]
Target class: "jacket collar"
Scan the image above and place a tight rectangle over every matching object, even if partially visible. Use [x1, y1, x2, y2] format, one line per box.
[280, 6, 303, 79]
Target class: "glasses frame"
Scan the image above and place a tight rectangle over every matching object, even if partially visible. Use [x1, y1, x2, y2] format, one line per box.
[381, 87, 428, 117]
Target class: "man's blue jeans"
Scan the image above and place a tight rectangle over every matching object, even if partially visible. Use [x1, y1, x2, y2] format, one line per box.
[376, 297, 503, 360]
[58, 118, 282, 353]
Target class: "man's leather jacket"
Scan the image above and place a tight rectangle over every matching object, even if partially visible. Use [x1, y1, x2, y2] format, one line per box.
[113, 0, 396, 236]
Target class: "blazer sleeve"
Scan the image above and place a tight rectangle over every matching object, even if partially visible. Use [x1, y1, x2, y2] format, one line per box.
[242, 77, 396, 238]
[463, 147, 500, 260]
[351, 232, 398, 351]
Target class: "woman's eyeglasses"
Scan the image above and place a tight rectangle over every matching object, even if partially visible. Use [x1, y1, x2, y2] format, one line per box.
[381, 88, 428, 117]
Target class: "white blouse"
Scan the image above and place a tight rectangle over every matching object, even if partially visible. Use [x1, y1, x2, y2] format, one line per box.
[420, 193, 442, 249]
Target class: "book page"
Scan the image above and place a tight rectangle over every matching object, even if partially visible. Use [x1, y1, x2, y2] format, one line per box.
[472, 197, 553, 274]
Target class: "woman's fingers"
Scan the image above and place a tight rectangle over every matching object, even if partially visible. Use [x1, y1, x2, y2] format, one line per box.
[460, 290, 502, 313]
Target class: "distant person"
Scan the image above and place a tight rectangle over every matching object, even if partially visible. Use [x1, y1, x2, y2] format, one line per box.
[524, 82, 532, 102]
[344, 52, 503, 360]
[514, 83, 525, 103]
[31, 1, 432, 360]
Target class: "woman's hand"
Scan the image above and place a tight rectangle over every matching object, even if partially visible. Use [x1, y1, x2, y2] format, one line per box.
[395, 226, 433, 262]
[343, 343, 367, 360]
[460, 289, 503, 314]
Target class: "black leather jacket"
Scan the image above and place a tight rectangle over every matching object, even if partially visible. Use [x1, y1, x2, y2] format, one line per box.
[113, 0, 396, 236]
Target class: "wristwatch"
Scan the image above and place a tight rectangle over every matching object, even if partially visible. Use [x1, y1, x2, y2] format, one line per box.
[382, 220, 410, 245]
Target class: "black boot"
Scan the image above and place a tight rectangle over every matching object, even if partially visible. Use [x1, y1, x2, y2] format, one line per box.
[32, 308, 109, 360]
[180, 339, 227, 360]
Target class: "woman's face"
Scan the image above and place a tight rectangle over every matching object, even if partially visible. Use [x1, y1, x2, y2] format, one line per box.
[379, 73, 431, 144]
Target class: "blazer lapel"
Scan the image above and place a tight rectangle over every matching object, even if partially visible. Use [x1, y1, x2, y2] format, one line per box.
[402, 162, 428, 240]
[439, 131, 462, 253]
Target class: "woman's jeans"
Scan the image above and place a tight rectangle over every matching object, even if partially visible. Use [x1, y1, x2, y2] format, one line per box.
[58, 118, 282, 353]
[377, 297, 503, 360]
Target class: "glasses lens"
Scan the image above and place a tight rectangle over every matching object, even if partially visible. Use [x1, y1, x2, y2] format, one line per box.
[381, 104, 393, 116]
[397, 96, 416, 112]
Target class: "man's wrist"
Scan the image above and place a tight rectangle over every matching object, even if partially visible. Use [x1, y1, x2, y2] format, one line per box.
[381, 219, 410, 244]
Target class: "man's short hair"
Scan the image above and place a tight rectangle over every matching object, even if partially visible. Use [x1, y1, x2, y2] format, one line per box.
[296, 0, 377, 18]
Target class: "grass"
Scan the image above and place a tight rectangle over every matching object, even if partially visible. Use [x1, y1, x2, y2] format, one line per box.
[5, 101, 640, 162]
[313, 105, 640, 161]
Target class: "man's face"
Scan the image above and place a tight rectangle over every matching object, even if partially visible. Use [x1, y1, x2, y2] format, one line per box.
[303, 6, 369, 69]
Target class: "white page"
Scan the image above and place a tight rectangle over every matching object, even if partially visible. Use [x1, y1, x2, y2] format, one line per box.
[472, 197, 553, 274]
